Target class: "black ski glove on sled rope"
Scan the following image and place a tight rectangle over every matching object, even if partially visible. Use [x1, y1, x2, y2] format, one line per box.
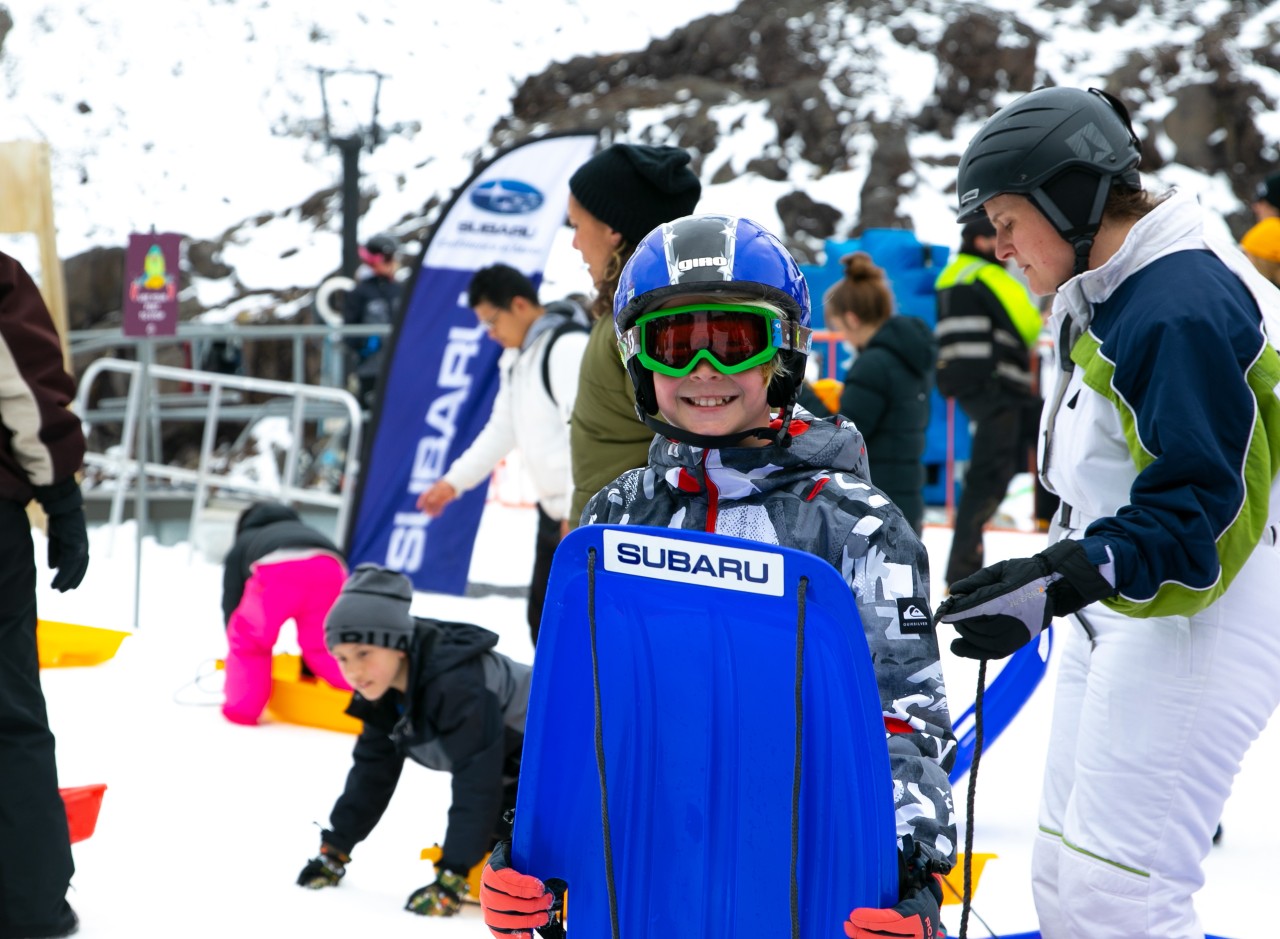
[480, 839, 566, 939]
[845, 842, 946, 939]
[936, 539, 1116, 659]
[296, 844, 349, 888]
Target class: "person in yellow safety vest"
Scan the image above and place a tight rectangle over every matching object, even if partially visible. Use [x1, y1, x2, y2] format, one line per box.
[934, 215, 1043, 587]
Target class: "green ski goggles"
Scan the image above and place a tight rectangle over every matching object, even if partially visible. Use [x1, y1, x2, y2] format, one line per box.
[618, 303, 812, 378]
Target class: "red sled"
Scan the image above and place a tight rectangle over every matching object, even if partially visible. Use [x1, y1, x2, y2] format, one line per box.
[60, 784, 107, 843]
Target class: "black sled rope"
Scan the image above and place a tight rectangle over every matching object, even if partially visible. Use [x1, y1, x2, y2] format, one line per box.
[587, 547, 623, 939]
[957, 658, 988, 939]
[790, 577, 808, 939]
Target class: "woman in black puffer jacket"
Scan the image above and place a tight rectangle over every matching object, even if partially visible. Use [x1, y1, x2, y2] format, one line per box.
[802, 252, 936, 533]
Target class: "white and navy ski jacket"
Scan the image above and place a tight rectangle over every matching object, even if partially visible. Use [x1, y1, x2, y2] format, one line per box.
[1043, 188, 1280, 617]
[443, 308, 588, 521]
[584, 413, 957, 871]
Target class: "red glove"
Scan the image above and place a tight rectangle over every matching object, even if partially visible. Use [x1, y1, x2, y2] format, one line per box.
[844, 874, 944, 939]
[480, 840, 559, 938]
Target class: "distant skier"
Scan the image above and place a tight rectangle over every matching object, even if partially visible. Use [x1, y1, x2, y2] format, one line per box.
[1241, 171, 1280, 289]
[343, 232, 403, 409]
[937, 86, 1280, 938]
[220, 501, 350, 725]
[479, 215, 957, 939]
[297, 564, 532, 917]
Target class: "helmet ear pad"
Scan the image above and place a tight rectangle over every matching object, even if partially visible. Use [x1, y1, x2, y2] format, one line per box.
[627, 358, 660, 417]
[767, 349, 806, 409]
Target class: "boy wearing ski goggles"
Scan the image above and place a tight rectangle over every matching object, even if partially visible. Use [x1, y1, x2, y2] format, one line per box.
[616, 301, 813, 443]
[617, 302, 811, 376]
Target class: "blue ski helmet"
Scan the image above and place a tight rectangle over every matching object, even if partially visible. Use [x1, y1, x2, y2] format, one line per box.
[614, 214, 811, 416]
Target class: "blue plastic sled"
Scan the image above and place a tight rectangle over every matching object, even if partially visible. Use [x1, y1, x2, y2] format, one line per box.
[949, 629, 1054, 784]
[513, 525, 898, 936]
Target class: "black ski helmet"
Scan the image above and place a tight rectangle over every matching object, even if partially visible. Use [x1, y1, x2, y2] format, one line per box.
[956, 86, 1142, 272]
[364, 233, 399, 260]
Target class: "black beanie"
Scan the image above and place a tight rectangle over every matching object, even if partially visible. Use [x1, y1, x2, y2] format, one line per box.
[324, 563, 415, 652]
[1256, 173, 1280, 211]
[569, 143, 702, 246]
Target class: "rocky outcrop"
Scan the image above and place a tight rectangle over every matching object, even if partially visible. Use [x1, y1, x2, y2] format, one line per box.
[59, 0, 1280, 341]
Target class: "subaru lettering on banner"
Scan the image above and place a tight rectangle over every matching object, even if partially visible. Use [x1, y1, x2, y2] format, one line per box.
[345, 132, 599, 594]
[602, 529, 785, 596]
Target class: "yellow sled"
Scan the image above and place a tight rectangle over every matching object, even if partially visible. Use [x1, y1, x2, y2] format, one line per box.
[263, 654, 362, 734]
[214, 654, 361, 734]
[37, 620, 129, 669]
[420, 845, 490, 902]
[940, 852, 996, 906]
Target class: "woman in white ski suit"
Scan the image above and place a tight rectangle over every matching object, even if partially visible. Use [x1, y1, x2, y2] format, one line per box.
[938, 86, 1280, 939]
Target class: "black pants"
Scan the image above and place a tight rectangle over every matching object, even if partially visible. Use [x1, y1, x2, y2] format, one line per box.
[0, 500, 74, 933]
[527, 505, 563, 647]
[946, 405, 1030, 586]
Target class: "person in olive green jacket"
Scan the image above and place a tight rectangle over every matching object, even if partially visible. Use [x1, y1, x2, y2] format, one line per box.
[565, 144, 701, 525]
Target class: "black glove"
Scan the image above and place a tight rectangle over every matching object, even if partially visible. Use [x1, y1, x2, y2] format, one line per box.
[406, 868, 469, 916]
[936, 539, 1116, 659]
[297, 844, 349, 889]
[32, 477, 89, 592]
[845, 842, 946, 939]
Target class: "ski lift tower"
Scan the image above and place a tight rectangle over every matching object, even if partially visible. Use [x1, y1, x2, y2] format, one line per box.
[314, 67, 387, 278]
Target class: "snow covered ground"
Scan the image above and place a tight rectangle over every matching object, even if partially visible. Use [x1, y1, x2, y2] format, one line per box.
[35, 488, 1276, 939]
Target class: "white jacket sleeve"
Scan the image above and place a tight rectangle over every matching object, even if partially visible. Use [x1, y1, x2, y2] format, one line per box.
[551, 331, 590, 520]
[443, 351, 518, 494]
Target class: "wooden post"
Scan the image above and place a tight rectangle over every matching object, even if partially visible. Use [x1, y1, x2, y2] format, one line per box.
[0, 140, 70, 367]
[0, 141, 72, 530]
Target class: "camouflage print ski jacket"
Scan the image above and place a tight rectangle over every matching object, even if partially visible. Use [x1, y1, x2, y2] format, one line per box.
[582, 412, 957, 872]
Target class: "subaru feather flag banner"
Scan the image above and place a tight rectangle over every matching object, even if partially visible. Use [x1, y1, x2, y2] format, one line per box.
[346, 132, 598, 593]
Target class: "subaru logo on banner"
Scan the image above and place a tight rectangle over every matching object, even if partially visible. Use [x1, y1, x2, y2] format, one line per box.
[470, 179, 545, 215]
[345, 132, 598, 595]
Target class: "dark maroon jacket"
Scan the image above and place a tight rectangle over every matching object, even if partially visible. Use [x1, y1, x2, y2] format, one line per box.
[0, 251, 84, 504]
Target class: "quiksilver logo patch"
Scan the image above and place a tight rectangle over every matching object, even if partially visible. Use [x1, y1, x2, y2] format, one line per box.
[897, 597, 932, 635]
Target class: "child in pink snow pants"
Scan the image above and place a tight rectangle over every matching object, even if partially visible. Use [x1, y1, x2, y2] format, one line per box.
[221, 502, 351, 725]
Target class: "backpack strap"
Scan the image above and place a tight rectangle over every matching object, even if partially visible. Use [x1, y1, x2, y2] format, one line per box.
[541, 318, 589, 406]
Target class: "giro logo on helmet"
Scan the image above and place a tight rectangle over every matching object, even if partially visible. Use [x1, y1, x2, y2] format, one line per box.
[676, 255, 729, 272]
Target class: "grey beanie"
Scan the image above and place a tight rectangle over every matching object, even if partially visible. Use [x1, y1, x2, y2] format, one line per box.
[324, 563, 415, 652]
[569, 143, 702, 246]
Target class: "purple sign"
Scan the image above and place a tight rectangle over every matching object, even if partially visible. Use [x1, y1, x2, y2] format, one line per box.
[123, 232, 182, 336]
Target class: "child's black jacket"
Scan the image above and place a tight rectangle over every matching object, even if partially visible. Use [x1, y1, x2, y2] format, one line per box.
[322, 618, 531, 872]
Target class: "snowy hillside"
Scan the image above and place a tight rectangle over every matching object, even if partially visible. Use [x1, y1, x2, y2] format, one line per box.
[3, 0, 1279, 320]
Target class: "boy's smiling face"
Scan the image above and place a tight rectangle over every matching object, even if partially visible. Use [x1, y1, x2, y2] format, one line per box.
[649, 295, 774, 443]
[330, 643, 409, 701]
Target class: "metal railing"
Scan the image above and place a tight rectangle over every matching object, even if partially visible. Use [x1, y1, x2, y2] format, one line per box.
[74, 357, 364, 548]
[68, 321, 392, 389]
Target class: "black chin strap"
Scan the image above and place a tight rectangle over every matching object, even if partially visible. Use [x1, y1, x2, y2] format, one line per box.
[1070, 235, 1094, 277]
[640, 400, 799, 450]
